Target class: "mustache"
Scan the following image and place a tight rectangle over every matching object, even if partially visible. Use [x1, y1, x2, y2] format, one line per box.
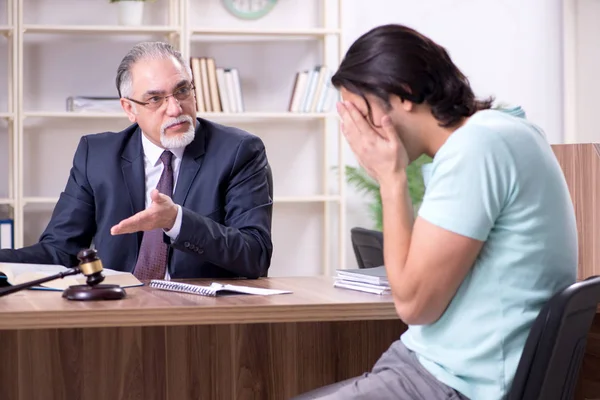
[161, 115, 193, 132]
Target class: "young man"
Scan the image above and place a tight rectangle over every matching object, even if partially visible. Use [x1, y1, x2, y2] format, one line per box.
[0, 42, 273, 280]
[295, 24, 577, 400]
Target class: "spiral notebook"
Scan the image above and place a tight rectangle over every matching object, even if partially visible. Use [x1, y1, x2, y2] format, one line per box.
[149, 279, 292, 297]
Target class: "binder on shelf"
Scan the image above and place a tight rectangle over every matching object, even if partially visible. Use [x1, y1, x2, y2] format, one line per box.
[0, 219, 14, 250]
[66, 96, 122, 113]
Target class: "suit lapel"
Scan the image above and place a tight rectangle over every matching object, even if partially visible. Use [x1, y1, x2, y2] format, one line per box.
[121, 127, 145, 246]
[173, 120, 206, 205]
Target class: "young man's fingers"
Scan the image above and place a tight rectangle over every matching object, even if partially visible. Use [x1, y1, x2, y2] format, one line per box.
[344, 101, 384, 139]
[380, 115, 397, 141]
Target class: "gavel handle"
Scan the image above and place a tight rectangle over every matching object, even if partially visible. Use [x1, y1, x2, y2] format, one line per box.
[0, 267, 81, 298]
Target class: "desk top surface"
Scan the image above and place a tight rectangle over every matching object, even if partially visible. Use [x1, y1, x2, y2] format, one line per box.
[0, 276, 398, 330]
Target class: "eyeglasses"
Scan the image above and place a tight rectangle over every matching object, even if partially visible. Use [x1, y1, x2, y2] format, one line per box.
[126, 83, 195, 110]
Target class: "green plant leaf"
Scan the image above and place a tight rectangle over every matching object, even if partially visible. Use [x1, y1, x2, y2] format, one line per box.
[343, 166, 380, 196]
[336, 154, 433, 231]
[406, 154, 431, 208]
[369, 192, 383, 231]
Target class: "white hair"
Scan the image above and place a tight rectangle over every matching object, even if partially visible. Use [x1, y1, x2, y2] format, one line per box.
[160, 115, 195, 149]
[116, 41, 192, 99]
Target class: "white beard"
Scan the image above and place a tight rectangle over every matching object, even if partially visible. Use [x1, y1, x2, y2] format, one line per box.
[160, 115, 195, 149]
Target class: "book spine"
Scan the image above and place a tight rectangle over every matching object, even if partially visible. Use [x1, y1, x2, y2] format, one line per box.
[0, 219, 14, 249]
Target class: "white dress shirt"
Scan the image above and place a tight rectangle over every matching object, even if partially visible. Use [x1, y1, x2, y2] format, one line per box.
[140, 133, 185, 279]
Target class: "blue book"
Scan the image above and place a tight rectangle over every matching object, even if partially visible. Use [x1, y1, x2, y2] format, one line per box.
[0, 219, 14, 249]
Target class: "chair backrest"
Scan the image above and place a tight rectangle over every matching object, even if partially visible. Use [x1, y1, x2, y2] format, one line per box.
[508, 275, 600, 400]
[350, 227, 384, 269]
[265, 163, 273, 200]
[261, 163, 273, 278]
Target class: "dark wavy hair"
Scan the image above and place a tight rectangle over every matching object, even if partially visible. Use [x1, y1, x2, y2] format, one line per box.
[331, 24, 493, 128]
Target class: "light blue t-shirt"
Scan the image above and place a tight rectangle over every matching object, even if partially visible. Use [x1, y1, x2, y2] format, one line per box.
[401, 107, 578, 400]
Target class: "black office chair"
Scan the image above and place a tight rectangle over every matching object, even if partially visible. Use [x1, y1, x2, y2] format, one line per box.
[350, 227, 384, 269]
[291, 276, 600, 400]
[261, 163, 273, 278]
[507, 275, 600, 400]
[266, 163, 273, 200]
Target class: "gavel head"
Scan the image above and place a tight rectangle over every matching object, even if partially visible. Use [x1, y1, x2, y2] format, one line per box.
[77, 248, 105, 287]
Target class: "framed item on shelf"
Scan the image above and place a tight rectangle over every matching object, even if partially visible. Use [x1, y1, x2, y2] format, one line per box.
[221, 0, 278, 20]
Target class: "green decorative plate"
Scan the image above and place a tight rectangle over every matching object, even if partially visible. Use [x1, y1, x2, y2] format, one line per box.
[221, 0, 278, 20]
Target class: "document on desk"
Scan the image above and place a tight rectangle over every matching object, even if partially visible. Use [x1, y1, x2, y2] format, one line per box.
[334, 266, 391, 294]
[0, 262, 143, 291]
[149, 280, 292, 297]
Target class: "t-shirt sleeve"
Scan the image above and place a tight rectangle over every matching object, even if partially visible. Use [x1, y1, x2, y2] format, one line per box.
[417, 130, 514, 241]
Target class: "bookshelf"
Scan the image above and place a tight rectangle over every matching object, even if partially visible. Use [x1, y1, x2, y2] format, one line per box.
[23, 111, 336, 120]
[21, 194, 342, 205]
[1, 0, 17, 246]
[189, 27, 341, 36]
[5, 0, 346, 276]
[21, 25, 181, 34]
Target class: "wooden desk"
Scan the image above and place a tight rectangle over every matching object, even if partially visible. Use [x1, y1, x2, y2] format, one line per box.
[0, 277, 405, 400]
[2, 276, 598, 400]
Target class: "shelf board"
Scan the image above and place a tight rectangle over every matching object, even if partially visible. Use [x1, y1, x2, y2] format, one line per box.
[199, 112, 336, 121]
[0, 25, 12, 36]
[24, 111, 127, 119]
[0, 112, 13, 120]
[274, 195, 341, 203]
[23, 195, 341, 206]
[0, 198, 14, 205]
[190, 27, 341, 39]
[23, 111, 335, 120]
[23, 197, 58, 205]
[22, 25, 180, 35]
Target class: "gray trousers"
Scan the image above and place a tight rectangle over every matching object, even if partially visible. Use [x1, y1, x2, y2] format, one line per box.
[291, 339, 469, 400]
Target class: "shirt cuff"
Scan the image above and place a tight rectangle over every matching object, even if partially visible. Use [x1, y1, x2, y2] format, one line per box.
[164, 205, 182, 241]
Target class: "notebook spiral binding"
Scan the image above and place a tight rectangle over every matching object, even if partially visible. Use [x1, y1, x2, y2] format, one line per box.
[149, 280, 217, 297]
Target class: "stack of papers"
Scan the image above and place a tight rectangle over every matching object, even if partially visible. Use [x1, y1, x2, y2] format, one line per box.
[334, 266, 391, 295]
[66, 96, 123, 113]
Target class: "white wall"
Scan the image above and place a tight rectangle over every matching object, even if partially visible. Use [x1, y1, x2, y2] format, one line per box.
[4, 0, 568, 275]
[341, 0, 564, 143]
[573, 0, 600, 143]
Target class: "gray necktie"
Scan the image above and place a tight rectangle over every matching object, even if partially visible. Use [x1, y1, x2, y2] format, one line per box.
[133, 150, 174, 280]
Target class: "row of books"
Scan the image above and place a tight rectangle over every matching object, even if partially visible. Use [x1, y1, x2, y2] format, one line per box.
[333, 266, 390, 295]
[287, 65, 337, 113]
[64, 61, 337, 114]
[190, 56, 245, 113]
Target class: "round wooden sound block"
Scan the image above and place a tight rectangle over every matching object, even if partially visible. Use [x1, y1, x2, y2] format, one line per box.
[62, 284, 126, 301]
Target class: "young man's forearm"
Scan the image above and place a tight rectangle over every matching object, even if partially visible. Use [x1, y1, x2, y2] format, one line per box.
[379, 171, 417, 317]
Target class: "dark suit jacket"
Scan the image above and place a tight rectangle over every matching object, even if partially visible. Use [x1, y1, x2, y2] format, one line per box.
[0, 118, 273, 278]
